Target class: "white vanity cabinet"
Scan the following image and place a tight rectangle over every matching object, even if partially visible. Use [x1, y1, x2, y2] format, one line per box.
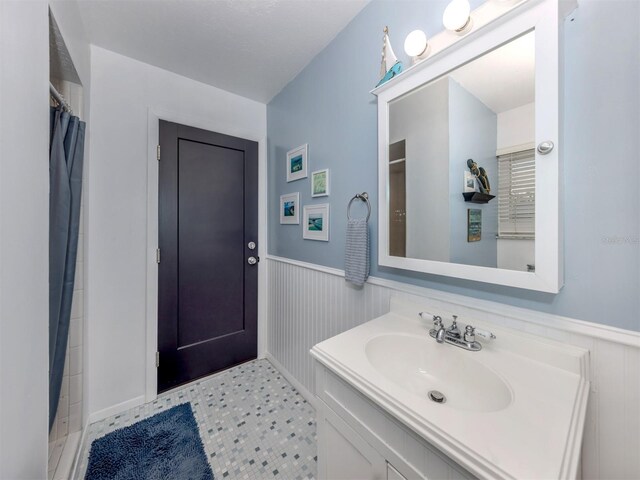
[318, 402, 386, 480]
[315, 363, 475, 480]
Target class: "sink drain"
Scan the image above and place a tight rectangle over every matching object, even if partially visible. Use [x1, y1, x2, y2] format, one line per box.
[428, 390, 446, 404]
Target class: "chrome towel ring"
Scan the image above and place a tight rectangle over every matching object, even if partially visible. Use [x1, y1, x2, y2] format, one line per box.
[347, 192, 371, 222]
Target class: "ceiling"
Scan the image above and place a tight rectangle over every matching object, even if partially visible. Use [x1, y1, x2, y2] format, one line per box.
[75, 0, 369, 103]
[450, 31, 535, 113]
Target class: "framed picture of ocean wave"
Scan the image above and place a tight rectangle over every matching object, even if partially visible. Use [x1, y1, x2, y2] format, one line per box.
[286, 144, 308, 182]
[280, 192, 299, 224]
[303, 203, 329, 241]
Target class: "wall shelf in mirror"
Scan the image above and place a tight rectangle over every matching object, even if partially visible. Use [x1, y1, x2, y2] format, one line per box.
[462, 192, 495, 204]
[375, 0, 577, 293]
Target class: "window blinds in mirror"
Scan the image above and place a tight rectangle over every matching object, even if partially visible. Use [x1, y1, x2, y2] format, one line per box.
[497, 149, 535, 238]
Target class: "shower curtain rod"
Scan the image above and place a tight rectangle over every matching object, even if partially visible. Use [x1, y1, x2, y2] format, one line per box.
[49, 82, 73, 115]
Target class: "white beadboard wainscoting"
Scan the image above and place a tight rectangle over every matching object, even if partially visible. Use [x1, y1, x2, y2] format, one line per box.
[266, 255, 640, 480]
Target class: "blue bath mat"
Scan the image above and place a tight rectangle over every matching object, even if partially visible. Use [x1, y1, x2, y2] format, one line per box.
[85, 403, 213, 480]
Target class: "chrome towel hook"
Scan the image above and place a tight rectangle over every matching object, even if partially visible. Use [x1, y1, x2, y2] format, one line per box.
[347, 192, 371, 222]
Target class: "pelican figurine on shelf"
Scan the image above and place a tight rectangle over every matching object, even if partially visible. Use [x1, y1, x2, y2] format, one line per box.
[376, 26, 403, 87]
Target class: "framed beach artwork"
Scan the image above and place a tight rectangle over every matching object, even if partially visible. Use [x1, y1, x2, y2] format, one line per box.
[280, 192, 300, 224]
[303, 204, 329, 241]
[311, 169, 330, 197]
[286, 144, 308, 182]
[467, 208, 482, 242]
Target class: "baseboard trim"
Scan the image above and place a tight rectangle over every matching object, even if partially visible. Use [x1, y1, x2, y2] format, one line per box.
[265, 353, 317, 410]
[88, 395, 145, 425]
[266, 255, 640, 348]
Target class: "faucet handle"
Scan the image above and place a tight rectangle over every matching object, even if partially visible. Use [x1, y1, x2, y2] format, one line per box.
[432, 315, 443, 328]
[419, 312, 441, 324]
[464, 325, 475, 343]
[474, 327, 496, 340]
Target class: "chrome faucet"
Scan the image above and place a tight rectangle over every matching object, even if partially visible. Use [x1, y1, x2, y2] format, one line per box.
[424, 313, 496, 352]
[432, 316, 446, 343]
[446, 315, 461, 339]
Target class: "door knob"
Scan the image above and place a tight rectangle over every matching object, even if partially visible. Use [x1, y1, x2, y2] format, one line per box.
[247, 256, 259, 265]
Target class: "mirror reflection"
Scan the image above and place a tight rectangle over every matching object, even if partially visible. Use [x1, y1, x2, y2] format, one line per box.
[388, 31, 536, 272]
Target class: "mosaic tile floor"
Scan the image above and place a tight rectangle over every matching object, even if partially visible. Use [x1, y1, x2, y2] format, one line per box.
[76, 359, 317, 479]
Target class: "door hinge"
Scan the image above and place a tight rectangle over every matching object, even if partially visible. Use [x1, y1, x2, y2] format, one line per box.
[156, 248, 161, 264]
[157, 145, 161, 161]
[156, 351, 160, 368]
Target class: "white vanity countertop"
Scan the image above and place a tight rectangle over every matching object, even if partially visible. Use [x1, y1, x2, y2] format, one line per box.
[310, 299, 590, 479]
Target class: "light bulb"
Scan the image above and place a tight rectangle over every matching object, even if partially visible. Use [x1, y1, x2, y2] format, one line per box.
[404, 30, 428, 58]
[443, 0, 472, 33]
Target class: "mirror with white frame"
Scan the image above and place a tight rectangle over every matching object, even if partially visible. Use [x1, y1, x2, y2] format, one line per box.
[376, 0, 570, 293]
[388, 31, 535, 272]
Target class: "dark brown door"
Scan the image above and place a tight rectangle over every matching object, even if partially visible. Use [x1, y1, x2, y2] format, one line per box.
[157, 120, 258, 393]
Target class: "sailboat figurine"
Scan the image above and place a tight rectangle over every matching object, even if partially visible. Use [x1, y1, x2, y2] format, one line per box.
[376, 26, 403, 87]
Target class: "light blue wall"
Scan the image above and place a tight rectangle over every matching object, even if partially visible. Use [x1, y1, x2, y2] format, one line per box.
[448, 78, 498, 268]
[267, 0, 640, 332]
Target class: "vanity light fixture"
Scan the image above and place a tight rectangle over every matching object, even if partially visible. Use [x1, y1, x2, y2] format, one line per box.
[404, 29, 430, 64]
[443, 0, 473, 34]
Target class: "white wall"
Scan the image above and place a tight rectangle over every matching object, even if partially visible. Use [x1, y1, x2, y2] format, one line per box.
[497, 238, 535, 271]
[389, 78, 450, 261]
[0, 1, 49, 478]
[496, 102, 535, 151]
[496, 102, 535, 271]
[87, 46, 267, 417]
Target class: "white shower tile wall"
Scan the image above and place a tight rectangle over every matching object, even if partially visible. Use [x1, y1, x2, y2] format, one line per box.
[75, 359, 317, 480]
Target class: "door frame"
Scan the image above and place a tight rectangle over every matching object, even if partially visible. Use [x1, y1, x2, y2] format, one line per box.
[144, 108, 268, 402]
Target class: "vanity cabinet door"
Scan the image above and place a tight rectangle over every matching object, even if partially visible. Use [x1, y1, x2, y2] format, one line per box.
[318, 400, 386, 480]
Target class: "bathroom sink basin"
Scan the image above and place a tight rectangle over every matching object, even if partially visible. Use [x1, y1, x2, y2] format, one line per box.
[365, 333, 512, 412]
[311, 298, 590, 479]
